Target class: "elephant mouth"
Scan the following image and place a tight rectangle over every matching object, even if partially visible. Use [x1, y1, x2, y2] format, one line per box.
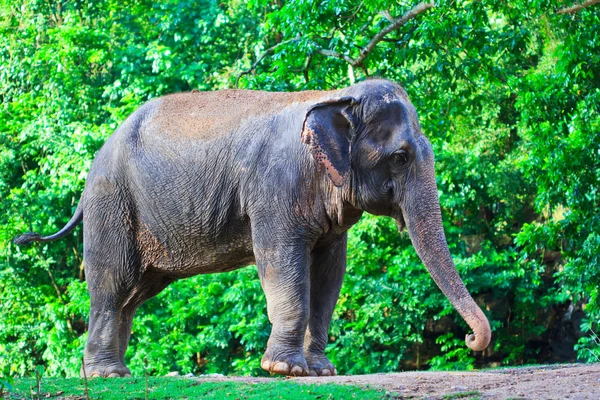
[395, 210, 406, 232]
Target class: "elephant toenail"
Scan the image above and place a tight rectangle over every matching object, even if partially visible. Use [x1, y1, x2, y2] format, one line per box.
[107, 373, 120, 378]
[333, 368, 338, 376]
[308, 369, 318, 377]
[90, 372, 101, 378]
[271, 362, 289, 374]
[124, 373, 132, 378]
[261, 360, 271, 370]
[290, 366, 303, 376]
[321, 368, 331, 376]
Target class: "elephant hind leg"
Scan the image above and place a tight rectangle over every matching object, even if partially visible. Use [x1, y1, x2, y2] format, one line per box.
[81, 191, 143, 378]
[82, 264, 135, 378]
[117, 272, 176, 365]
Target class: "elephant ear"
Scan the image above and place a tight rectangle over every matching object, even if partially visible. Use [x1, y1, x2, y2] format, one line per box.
[301, 96, 359, 187]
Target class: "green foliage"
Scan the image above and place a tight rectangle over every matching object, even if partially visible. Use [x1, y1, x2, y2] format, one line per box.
[0, 375, 14, 397]
[1, 0, 598, 378]
[429, 333, 476, 371]
[574, 326, 600, 363]
[127, 268, 270, 376]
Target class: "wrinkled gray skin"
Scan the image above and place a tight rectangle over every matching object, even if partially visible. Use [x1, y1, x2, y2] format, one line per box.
[14, 79, 491, 378]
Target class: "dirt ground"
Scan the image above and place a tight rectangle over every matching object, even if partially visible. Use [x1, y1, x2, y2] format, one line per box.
[199, 363, 600, 399]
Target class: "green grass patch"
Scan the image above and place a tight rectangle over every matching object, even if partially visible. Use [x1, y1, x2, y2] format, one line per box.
[5, 377, 388, 399]
[479, 363, 580, 373]
[442, 390, 482, 399]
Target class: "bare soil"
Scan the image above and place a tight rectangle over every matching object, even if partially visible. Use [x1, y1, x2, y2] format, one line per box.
[198, 363, 600, 399]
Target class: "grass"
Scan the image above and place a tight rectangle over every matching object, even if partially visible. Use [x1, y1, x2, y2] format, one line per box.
[5, 377, 389, 399]
[478, 362, 582, 373]
[442, 390, 482, 400]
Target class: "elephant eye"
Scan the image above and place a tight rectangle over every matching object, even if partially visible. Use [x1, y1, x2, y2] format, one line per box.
[391, 150, 409, 166]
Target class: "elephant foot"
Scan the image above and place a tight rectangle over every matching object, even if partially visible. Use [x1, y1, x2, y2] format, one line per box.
[81, 362, 131, 378]
[261, 346, 308, 376]
[305, 352, 337, 377]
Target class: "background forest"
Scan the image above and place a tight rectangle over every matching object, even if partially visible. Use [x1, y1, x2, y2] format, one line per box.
[0, 0, 599, 378]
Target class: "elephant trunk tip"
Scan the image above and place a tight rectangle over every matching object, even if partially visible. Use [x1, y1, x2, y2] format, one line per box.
[465, 330, 491, 352]
[455, 297, 491, 351]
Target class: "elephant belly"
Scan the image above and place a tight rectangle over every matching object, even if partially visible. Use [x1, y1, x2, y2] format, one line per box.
[180, 238, 256, 275]
[137, 218, 256, 277]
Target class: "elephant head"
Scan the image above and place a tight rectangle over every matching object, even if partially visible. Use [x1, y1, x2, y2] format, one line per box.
[302, 79, 491, 351]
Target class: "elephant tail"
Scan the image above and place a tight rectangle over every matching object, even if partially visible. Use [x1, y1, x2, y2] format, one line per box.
[13, 200, 83, 245]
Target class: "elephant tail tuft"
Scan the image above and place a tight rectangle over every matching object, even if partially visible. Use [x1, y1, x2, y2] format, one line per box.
[13, 200, 84, 246]
[13, 232, 43, 245]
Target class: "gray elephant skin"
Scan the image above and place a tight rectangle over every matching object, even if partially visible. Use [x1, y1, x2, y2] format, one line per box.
[14, 79, 491, 378]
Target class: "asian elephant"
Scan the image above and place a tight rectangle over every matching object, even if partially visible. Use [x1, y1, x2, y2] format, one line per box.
[14, 79, 491, 378]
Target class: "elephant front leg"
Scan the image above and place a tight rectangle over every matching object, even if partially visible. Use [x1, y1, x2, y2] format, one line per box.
[304, 234, 347, 376]
[253, 228, 312, 377]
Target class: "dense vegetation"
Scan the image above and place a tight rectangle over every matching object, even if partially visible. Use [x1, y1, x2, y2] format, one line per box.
[1, 0, 598, 378]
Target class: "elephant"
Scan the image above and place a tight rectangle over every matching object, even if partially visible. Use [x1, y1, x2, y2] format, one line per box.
[14, 79, 491, 378]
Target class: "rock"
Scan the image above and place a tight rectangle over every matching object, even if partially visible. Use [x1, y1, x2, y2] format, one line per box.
[198, 373, 225, 378]
[165, 371, 179, 377]
[450, 386, 470, 391]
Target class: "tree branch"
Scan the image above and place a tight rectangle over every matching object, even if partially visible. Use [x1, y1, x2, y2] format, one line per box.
[315, 48, 357, 65]
[380, 10, 395, 22]
[235, 35, 301, 87]
[314, 1, 435, 67]
[556, 0, 600, 14]
[358, 1, 435, 65]
[303, 53, 313, 83]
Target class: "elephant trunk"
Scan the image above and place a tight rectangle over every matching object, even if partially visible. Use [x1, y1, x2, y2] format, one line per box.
[400, 172, 491, 351]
